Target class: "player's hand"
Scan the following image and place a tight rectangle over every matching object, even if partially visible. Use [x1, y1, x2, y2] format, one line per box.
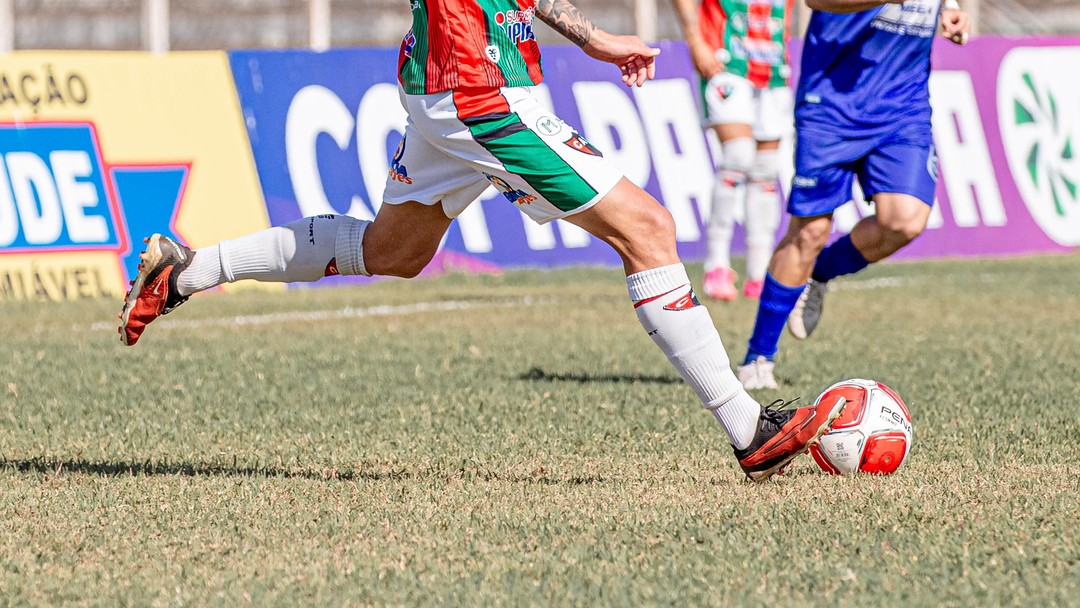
[940, 9, 970, 45]
[689, 42, 723, 79]
[583, 31, 660, 87]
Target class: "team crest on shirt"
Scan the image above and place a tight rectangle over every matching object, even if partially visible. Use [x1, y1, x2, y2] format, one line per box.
[389, 136, 413, 184]
[485, 173, 537, 206]
[485, 44, 501, 63]
[563, 132, 603, 157]
[402, 29, 416, 58]
[494, 8, 536, 44]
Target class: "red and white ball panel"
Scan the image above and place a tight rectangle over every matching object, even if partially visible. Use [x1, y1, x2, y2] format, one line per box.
[809, 379, 913, 475]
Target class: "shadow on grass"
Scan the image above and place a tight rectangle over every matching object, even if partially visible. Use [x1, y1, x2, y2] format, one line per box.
[0, 457, 605, 486]
[519, 367, 681, 385]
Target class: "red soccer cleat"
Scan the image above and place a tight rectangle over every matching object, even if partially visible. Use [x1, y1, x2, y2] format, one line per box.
[118, 234, 193, 346]
[734, 396, 847, 482]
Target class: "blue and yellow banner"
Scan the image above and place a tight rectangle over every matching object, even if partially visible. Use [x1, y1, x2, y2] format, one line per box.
[0, 53, 269, 302]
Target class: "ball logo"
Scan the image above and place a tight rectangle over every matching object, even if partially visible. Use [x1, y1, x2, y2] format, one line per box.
[998, 47, 1080, 246]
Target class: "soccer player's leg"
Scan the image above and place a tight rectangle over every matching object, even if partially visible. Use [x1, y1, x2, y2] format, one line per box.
[742, 84, 790, 299]
[570, 180, 843, 481]
[845, 136, 937, 263]
[741, 128, 857, 383]
[700, 73, 757, 301]
[119, 119, 480, 346]
[811, 128, 937, 282]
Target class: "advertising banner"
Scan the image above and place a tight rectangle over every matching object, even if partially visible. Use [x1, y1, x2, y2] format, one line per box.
[230, 37, 1079, 282]
[0, 52, 268, 302]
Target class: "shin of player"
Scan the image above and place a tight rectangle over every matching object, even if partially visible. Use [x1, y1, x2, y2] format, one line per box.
[738, 0, 969, 390]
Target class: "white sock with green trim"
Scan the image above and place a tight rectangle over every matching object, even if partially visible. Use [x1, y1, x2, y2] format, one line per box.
[176, 215, 370, 296]
[628, 263, 761, 449]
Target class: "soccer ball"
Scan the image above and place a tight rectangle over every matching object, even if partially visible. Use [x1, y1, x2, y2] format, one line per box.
[809, 379, 913, 475]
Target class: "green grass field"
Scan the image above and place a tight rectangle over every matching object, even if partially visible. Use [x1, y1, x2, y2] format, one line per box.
[1, 254, 1078, 606]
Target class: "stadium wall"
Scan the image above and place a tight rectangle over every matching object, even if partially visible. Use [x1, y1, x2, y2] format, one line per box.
[1, 38, 1077, 302]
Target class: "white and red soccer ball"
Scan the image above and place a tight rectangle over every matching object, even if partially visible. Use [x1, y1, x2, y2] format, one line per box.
[810, 379, 913, 475]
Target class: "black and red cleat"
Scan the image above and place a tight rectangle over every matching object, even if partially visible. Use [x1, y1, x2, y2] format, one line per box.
[734, 396, 847, 482]
[118, 234, 193, 346]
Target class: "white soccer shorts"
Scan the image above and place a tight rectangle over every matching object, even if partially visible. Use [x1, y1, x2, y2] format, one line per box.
[701, 72, 793, 142]
[382, 86, 623, 224]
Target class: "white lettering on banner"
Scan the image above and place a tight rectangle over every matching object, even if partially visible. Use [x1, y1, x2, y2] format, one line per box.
[633, 79, 712, 241]
[572, 81, 651, 188]
[356, 83, 406, 217]
[0, 157, 18, 246]
[52, 151, 108, 243]
[285, 85, 373, 220]
[0, 151, 109, 247]
[930, 71, 1006, 227]
[456, 201, 493, 253]
[7, 152, 63, 244]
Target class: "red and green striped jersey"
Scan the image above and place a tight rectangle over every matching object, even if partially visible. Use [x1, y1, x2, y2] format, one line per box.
[697, 0, 793, 89]
[398, 0, 545, 99]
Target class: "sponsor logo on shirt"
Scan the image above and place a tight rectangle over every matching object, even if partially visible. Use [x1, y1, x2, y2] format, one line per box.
[402, 30, 416, 58]
[871, 1, 940, 38]
[793, 175, 818, 188]
[494, 8, 536, 44]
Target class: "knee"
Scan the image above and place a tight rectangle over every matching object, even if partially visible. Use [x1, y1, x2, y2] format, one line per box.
[718, 137, 756, 184]
[362, 238, 436, 279]
[792, 219, 832, 253]
[877, 213, 927, 246]
[638, 201, 677, 241]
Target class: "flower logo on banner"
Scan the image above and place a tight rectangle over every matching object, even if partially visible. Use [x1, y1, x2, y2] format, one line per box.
[998, 47, 1080, 246]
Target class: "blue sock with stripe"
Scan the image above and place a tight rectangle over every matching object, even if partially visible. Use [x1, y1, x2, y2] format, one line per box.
[744, 273, 806, 364]
[811, 234, 870, 283]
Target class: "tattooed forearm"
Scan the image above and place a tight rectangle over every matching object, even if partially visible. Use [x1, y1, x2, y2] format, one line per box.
[535, 0, 596, 47]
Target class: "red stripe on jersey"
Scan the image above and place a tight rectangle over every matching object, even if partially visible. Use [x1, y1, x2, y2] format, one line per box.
[745, 2, 774, 88]
[696, 0, 727, 57]
[516, 0, 544, 83]
[428, 0, 505, 93]
[452, 88, 511, 120]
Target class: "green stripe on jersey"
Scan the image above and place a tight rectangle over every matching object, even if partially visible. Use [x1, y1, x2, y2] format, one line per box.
[401, 0, 430, 94]
[468, 114, 597, 212]
[475, 0, 535, 87]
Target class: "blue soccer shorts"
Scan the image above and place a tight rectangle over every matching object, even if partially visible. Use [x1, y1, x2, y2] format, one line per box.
[787, 120, 938, 217]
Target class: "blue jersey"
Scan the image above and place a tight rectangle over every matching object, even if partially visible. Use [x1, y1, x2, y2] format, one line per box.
[795, 0, 940, 136]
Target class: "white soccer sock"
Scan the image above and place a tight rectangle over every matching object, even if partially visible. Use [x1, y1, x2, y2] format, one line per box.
[745, 150, 782, 281]
[627, 263, 761, 448]
[705, 137, 754, 272]
[705, 170, 741, 271]
[176, 215, 370, 296]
